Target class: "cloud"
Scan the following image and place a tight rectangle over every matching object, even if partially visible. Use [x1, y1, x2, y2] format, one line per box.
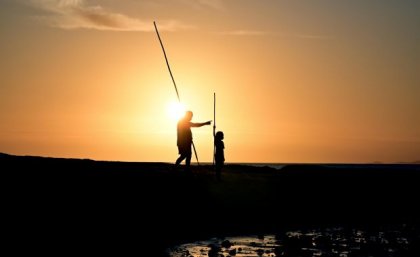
[178, 0, 225, 10]
[216, 30, 334, 40]
[218, 30, 267, 36]
[295, 34, 333, 40]
[195, 0, 225, 10]
[29, 0, 191, 31]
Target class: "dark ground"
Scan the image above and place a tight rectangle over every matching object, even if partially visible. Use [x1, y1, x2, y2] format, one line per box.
[2, 153, 419, 256]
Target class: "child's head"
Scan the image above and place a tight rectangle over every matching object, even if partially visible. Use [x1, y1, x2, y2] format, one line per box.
[215, 131, 224, 140]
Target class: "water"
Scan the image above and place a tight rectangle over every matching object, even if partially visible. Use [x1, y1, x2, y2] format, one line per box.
[192, 162, 420, 171]
[236, 163, 288, 170]
[191, 162, 287, 169]
[168, 225, 418, 257]
[232, 163, 420, 171]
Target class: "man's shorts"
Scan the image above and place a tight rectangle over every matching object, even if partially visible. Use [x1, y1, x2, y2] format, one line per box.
[178, 143, 192, 155]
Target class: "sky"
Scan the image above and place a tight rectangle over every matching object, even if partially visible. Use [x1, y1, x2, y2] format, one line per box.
[0, 0, 419, 163]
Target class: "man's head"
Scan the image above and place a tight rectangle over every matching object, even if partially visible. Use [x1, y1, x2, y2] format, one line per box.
[184, 111, 193, 121]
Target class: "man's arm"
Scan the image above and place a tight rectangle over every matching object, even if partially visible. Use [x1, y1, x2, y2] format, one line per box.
[190, 121, 211, 127]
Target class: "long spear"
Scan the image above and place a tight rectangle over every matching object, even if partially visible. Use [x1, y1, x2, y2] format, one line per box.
[213, 93, 216, 167]
[153, 21, 200, 165]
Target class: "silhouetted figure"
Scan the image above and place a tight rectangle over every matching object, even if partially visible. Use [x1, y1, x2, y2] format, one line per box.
[214, 131, 225, 181]
[174, 111, 211, 172]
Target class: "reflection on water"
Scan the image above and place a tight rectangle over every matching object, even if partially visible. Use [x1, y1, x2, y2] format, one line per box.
[168, 225, 419, 257]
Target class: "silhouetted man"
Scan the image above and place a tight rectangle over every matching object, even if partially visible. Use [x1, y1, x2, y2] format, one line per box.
[175, 111, 211, 171]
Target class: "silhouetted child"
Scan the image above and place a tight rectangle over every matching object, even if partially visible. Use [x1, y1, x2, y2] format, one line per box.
[214, 131, 225, 181]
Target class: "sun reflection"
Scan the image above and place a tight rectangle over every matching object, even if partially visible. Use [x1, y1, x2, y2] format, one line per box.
[167, 101, 186, 121]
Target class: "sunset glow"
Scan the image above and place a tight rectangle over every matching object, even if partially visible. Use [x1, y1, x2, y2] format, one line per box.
[0, 0, 419, 163]
[167, 101, 186, 121]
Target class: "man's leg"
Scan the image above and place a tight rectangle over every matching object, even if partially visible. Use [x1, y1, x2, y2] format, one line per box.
[185, 152, 192, 172]
[175, 154, 186, 169]
[175, 154, 187, 167]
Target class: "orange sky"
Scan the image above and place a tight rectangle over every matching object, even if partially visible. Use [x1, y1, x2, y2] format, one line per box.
[1, 0, 419, 163]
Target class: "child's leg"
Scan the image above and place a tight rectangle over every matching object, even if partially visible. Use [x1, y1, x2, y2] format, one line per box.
[215, 162, 222, 181]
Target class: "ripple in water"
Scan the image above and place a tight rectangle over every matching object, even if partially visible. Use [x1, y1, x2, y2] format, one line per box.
[167, 225, 419, 257]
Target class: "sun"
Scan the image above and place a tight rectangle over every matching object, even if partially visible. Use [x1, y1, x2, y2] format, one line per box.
[167, 101, 186, 121]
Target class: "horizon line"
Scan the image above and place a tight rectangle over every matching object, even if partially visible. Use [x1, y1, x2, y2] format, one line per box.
[1, 152, 419, 165]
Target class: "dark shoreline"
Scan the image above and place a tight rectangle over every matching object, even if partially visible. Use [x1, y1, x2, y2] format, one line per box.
[2, 153, 419, 256]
